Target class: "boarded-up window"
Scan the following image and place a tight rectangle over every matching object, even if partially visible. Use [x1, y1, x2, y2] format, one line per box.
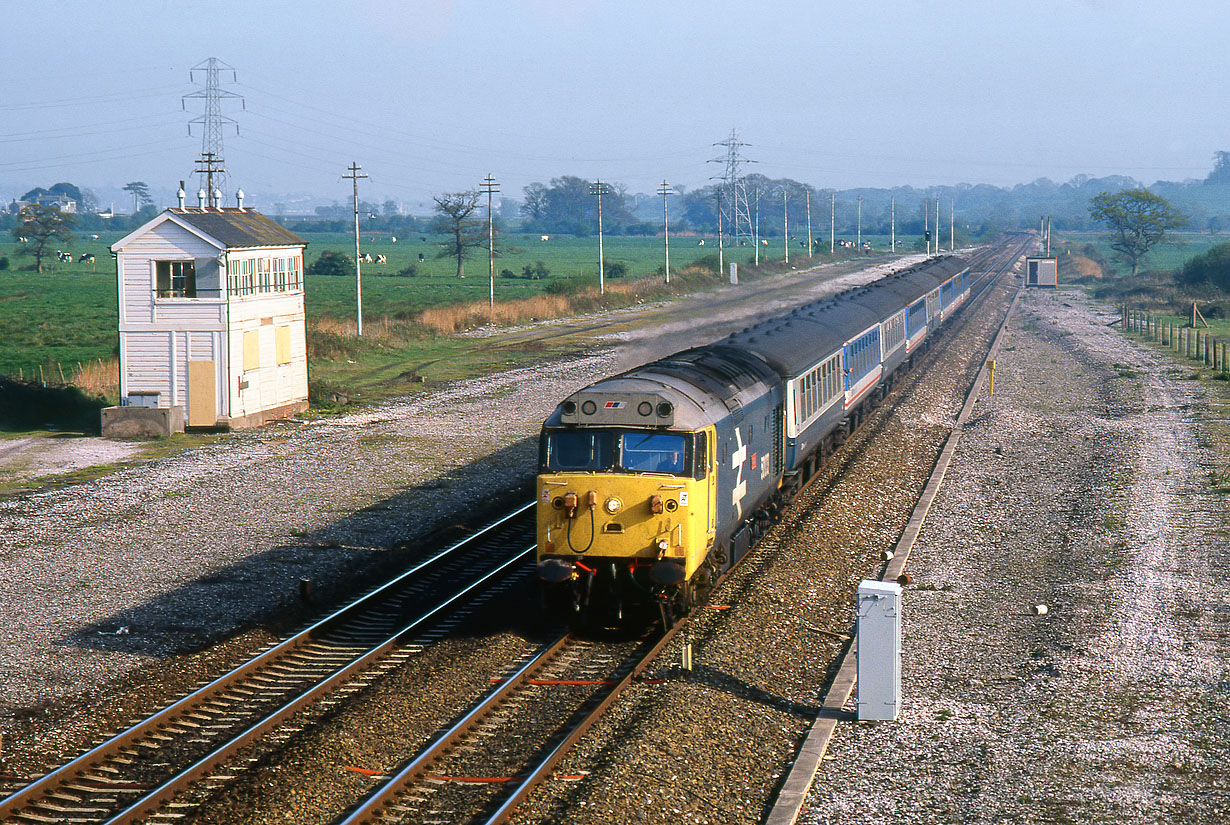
[243, 329, 260, 371]
[275, 326, 292, 365]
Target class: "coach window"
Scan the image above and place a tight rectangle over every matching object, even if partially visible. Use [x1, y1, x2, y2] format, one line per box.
[155, 260, 196, 298]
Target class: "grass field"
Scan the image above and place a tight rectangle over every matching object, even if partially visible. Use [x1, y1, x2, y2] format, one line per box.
[1058, 230, 1230, 274]
[0, 229, 895, 381]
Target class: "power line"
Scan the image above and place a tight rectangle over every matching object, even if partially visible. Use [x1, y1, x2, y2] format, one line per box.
[184, 57, 244, 199]
[708, 128, 756, 244]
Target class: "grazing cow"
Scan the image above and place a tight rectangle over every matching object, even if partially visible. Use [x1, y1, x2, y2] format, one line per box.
[376, 254, 387, 264]
[391, 236, 397, 243]
[17, 236, 28, 243]
[79, 253, 95, 263]
[697, 239, 705, 246]
[56, 250, 72, 262]
[540, 235, 550, 242]
[418, 252, 425, 262]
[361, 253, 373, 264]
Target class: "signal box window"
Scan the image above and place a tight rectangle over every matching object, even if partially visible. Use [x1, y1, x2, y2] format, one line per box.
[156, 260, 196, 298]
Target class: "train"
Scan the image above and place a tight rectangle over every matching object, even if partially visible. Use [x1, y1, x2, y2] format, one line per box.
[535, 254, 976, 627]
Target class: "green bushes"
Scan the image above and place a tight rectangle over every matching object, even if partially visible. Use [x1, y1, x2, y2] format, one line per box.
[307, 250, 355, 277]
[545, 275, 599, 295]
[501, 260, 550, 280]
[1179, 242, 1230, 290]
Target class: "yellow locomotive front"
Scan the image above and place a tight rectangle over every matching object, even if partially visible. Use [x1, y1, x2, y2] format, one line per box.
[536, 387, 717, 625]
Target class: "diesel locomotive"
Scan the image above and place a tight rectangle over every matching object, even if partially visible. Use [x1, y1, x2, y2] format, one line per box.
[536, 255, 974, 626]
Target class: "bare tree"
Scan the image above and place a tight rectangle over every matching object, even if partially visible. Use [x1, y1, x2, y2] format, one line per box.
[430, 191, 484, 278]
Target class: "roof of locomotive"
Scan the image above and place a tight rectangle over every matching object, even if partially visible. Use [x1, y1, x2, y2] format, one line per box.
[543, 344, 780, 431]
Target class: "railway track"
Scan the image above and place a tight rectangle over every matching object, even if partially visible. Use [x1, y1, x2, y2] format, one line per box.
[0, 505, 537, 825]
[334, 630, 671, 825]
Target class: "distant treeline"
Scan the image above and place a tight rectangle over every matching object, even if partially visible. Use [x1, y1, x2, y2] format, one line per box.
[8, 152, 1230, 240]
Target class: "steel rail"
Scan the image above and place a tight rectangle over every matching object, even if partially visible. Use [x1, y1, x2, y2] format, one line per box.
[335, 633, 574, 825]
[481, 621, 686, 825]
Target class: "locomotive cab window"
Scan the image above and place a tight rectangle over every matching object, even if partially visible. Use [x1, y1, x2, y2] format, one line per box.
[542, 430, 615, 471]
[541, 428, 699, 476]
[621, 432, 687, 473]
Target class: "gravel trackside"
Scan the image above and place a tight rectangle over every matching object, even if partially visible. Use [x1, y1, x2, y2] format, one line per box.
[800, 289, 1230, 824]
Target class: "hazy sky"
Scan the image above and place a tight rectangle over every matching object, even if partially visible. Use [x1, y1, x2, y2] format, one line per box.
[3, 0, 1226, 209]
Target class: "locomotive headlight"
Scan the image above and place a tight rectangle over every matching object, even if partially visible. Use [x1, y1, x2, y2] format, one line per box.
[604, 496, 622, 515]
[656, 538, 669, 552]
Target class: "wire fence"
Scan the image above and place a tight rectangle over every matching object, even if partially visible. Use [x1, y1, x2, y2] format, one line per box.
[1122, 308, 1230, 373]
[0, 357, 120, 396]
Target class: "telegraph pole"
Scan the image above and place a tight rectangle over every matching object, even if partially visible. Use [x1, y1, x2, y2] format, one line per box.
[342, 161, 368, 336]
[924, 198, 930, 255]
[480, 173, 500, 309]
[830, 192, 836, 254]
[658, 180, 673, 283]
[951, 198, 955, 252]
[891, 196, 896, 252]
[590, 179, 609, 295]
[783, 189, 789, 265]
[715, 189, 724, 275]
[857, 195, 863, 251]
[754, 188, 760, 266]
[193, 153, 225, 207]
[806, 190, 813, 258]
